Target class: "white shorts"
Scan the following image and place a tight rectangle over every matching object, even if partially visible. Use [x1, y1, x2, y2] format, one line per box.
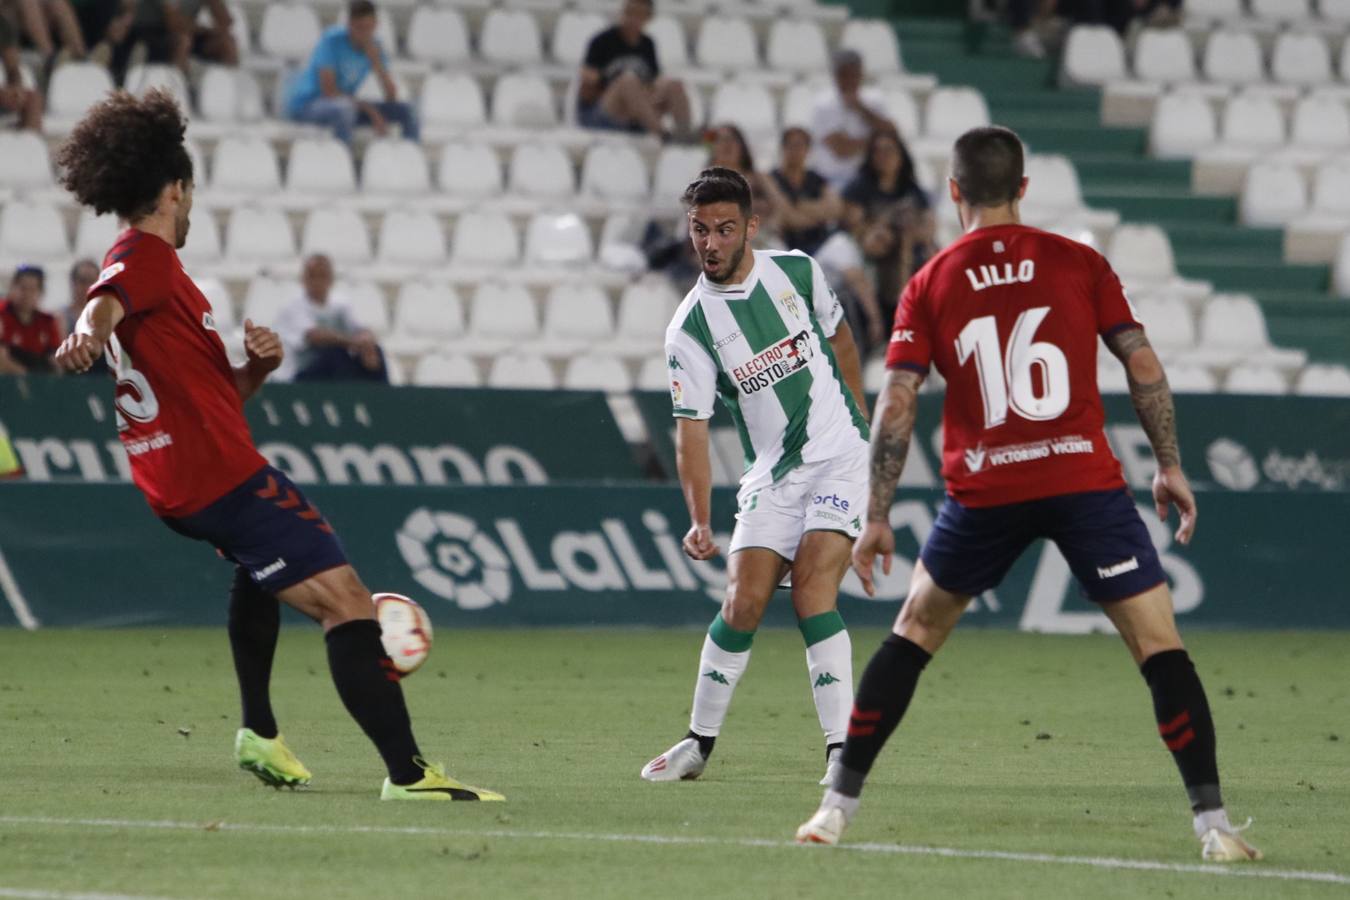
[728, 448, 869, 562]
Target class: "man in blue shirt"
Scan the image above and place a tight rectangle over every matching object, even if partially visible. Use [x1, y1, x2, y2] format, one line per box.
[285, 0, 418, 146]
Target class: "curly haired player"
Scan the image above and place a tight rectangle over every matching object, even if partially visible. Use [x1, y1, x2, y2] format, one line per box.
[54, 89, 501, 802]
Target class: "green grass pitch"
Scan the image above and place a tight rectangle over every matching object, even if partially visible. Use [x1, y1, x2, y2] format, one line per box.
[0, 627, 1346, 899]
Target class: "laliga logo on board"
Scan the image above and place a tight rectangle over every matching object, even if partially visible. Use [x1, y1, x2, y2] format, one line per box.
[397, 509, 512, 610]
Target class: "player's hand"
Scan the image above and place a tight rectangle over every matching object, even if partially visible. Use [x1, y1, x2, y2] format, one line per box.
[54, 333, 104, 373]
[682, 523, 719, 561]
[367, 106, 388, 136]
[1153, 465, 1197, 546]
[243, 319, 283, 373]
[851, 520, 895, 598]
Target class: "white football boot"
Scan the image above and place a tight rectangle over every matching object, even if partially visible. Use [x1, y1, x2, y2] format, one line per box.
[795, 806, 848, 845]
[1197, 811, 1262, 861]
[640, 737, 707, 782]
[819, 746, 843, 787]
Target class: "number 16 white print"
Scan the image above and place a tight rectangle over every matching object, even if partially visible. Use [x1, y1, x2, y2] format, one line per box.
[955, 306, 1069, 429]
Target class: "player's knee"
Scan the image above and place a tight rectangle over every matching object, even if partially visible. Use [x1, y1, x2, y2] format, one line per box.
[720, 584, 765, 632]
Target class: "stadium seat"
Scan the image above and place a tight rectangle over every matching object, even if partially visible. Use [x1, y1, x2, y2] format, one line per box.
[335, 280, 389, 335]
[198, 65, 264, 122]
[598, 275, 680, 358]
[1134, 296, 1196, 350]
[647, 16, 689, 71]
[1202, 31, 1265, 86]
[258, 3, 322, 62]
[389, 280, 466, 355]
[695, 16, 758, 70]
[1324, 0, 1350, 22]
[1107, 224, 1178, 284]
[242, 276, 294, 327]
[419, 72, 487, 133]
[782, 78, 827, 130]
[1251, 0, 1313, 21]
[1240, 162, 1307, 226]
[487, 353, 556, 389]
[636, 355, 669, 390]
[1165, 364, 1219, 393]
[1294, 363, 1350, 395]
[552, 10, 606, 64]
[1149, 92, 1217, 159]
[438, 142, 503, 199]
[508, 142, 576, 200]
[413, 353, 480, 387]
[1133, 28, 1196, 84]
[73, 210, 119, 260]
[124, 64, 189, 111]
[563, 355, 633, 391]
[923, 88, 990, 142]
[1304, 161, 1350, 220]
[1218, 93, 1286, 152]
[376, 209, 446, 265]
[179, 208, 223, 263]
[193, 276, 234, 332]
[470, 282, 539, 341]
[709, 81, 777, 137]
[1018, 155, 1085, 223]
[286, 137, 357, 196]
[652, 144, 707, 203]
[839, 19, 902, 74]
[1199, 294, 1273, 352]
[1288, 95, 1350, 152]
[1334, 233, 1350, 295]
[1185, 0, 1244, 18]
[46, 62, 113, 122]
[301, 206, 372, 263]
[580, 142, 649, 201]
[765, 20, 829, 75]
[225, 207, 295, 263]
[211, 136, 282, 194]
[540, 283, 615, 345]
[524, 213, 593, 265]
[1060, 25, 1126, 86]
[451, 211, 521, 266]
[0, 132, 51, 189]
[1096, 358, 1129, 393]
[877, 86, 922, 140]
[480, 8, 543, 66]
[1224, 364, 1288, 394]
[0, 201, 68, 261]
[354, 72, 412, 109]
[362, 139, 431, 195]
[1272, 32, 1333, 86]
[491, 73, 557, 128]
[405, 6, 470, 65]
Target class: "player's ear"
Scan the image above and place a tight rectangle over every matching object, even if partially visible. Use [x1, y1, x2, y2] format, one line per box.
[948, 177, 961, 205]
[745, 213, 759, 241]
[1016, 176, 1028, 201]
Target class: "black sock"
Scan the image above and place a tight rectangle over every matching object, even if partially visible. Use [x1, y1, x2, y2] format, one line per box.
[227, 567, 279, 739]
[685, 730, 716, 760]
[836, 634, 932, 797]
[826, 741, 843, 763]
[1141, 649, 1222, 812]
[325, 619, 423, 785]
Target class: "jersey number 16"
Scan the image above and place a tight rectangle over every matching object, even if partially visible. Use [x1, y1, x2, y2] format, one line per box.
[955, 306, 1069, 429]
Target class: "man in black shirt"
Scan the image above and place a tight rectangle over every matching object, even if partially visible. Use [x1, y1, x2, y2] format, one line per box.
[577, 0, 690, 139]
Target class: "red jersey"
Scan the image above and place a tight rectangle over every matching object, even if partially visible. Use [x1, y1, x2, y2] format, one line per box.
[0, 301, 61, 364]
[92, 228, 265, 517]
[886, 224, 1142, 507]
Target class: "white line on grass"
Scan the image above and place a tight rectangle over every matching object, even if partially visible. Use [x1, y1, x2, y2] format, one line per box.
[0, 547, 39, 630]
[0, 889, 179, 900]
[1, 815, 1347, 887]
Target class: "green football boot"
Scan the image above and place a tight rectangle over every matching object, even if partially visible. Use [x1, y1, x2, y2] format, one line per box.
[234, 728, 312, 789]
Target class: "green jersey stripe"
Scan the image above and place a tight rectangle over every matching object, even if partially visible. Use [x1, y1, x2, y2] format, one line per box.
[716, 369, 755, 471]
[769, 254, 814, 302]
[679, 304, 719, 361]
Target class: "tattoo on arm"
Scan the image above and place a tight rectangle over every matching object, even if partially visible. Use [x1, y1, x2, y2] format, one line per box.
[1105, 328, 1180, 468]
[867, 370, 923, 522]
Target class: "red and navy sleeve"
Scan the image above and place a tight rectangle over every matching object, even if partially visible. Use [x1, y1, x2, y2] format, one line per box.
[884, 267, 934, 375]
[88, 232, 169, 316]
[1093, 249, 1144, 339]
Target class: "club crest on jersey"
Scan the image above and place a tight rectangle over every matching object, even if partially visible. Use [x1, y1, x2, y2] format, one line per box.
[777, 290, 802, 320]
[731, 331, 812, 395]
[965, 260, 1035, 292]
[95, 261, 125, 285]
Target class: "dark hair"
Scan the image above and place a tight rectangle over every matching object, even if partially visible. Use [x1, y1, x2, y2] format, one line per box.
[348, 0, 376, 19]
[682, 166, 753, 216]
[56, 89, 193, 222]
[859, 127, 920, 197]
[70, 259, 98, 281]
[951, 125, 1024, 208]
[780, 126, 811, 147]
[711, 124, 755, 174]
[12, 264, 44, 289]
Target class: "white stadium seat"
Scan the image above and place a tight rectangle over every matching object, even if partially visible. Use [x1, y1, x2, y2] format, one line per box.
[125, 63, 189, 110]
[1133, 29, 1196, 84]
[451, 211, 520, 266]
[923, 87, 990, 141]
[877, 87, 922, 140]
[1060, 25, 1125, 86]
[652, 145, 708, 203]
[1107, 224, 1178, 284]
[1271, 32, 1333, 87]
[0, 201, 67, 260]
[524, 213, 593, 266]
[74, 211, 119, 260]
[1149, 92, 1216, 159]
[471, 282, 538, 341]
[1019, 154, 1085, 221]
[362, 139, 431, 195]
[258, 4, 321, 62]
[1219, 93, 1285, 152]
[1224, 364, 1288, 394]
[1251, 0, 1313, 20]
[392, 281, 465, 347]
[413, 353, 480, 387]
[487, 353, 556, 389]
[335, 280, 389, 335]
[47, 62, 113, 121]
[782, 79, 827, 130]
[286, 137, 356, 196]
[491, 73, 557, 128]
[1334, 233, 1350, 295]
[420, 72, 487, 132]
[647, 16, 689, 71]
[1240, 163, 1307, 226]
[580, 143, 649, 201]
[540, 283, 615, 343]
[552, 11, 606, 65]
[242, 277, 293, 327]
[193, 276, 234, 332]
[1165, 365, 1219, 393]
[225, 207, 295, 263]
[637, 355, 670, 390]
[301, 207, 372, 263]
[508, 143, 575, 200]
[405, 7, 470, 65]
[839, 19, 901, 74]
[695, 16, 759, 70]
[601, 275, 680, 357]
[1324, 0, 1350, 23]
[1203, 31, 1265, 86]
[198, 66, 264, 122]
[1288, 95, 1350, 151]
[438, 142, 503, 199]
[766, 20, 829, 75]
[1134, 296, 1196, 350]
[1186, 0, 1243, 17]
[211, 136, 281, 194]
[376, 209, 445, 265]
[1199, 294, 1273, 351]
[355, 72, 411, 108]
[180, 208, 222, 264]
[0, 132, 51, 189]
[710, 81, 777, 137]
[480, 9, 543, 66]
[1295, 364, 1350, 396]
[563, 355, 633, 392]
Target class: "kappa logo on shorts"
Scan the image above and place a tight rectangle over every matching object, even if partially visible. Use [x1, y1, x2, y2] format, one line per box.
[1097, 557, 1140, 580]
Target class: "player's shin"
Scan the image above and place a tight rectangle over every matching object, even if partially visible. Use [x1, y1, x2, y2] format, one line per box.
[228, 567, 280, 739]
[324, 618, 424, 785]
[1140, 649, 1223, 814]
[687, 613, 755, 757]
[799, 611, 853, 751]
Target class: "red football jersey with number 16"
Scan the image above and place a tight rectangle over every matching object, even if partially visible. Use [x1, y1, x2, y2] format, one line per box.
[886, 223, 1143, 508]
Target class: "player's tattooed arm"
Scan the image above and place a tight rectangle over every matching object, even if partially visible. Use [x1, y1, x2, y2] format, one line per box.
[866, 369, 924, 522]
[1105, 327, 1180, 468]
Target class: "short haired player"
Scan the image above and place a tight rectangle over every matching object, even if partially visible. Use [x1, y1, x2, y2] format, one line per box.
[794, 127, 1259, 862]
[54, 90, 501, 802]
[641, 167, 871, 786]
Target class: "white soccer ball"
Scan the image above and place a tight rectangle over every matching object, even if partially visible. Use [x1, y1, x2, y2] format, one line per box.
[374, 592, 433, 676]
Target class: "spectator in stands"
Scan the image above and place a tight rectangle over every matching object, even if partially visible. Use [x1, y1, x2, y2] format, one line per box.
[709, 123, 780, 233]
[71, 0, 135, 67]
[1069, 0, 1182, 34]
[815, 229, 885, 356]
[769, 126, 842, 255]
[577, 0, 691, 140]
[275, 254, 387, 384]
[61, 258, 108, 376]
[0, 265, 61, 374]
[810, 49, 892, 192]
[6, 0, 89, 71]
[0, 11, 44, 130]
[284, 0, 417, 147]
[841, 127, 929, 232]
[108, 0, 237, 85]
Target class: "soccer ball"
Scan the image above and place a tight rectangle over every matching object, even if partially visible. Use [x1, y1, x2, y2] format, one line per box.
[374, 592, 433, 676]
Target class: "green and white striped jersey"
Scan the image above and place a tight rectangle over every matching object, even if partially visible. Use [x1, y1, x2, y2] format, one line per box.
[665, 249, 870, 493]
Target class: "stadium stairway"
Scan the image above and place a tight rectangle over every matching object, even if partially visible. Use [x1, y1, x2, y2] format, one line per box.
[881, 14, 1350, 366]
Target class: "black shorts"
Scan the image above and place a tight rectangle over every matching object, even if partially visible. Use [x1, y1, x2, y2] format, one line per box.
[921, 488, 1167, 603]
[162, 465, 348, 593]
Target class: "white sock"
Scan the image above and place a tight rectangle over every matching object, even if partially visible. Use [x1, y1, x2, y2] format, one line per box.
[821, 789, 860, 822]
[801, 614, 853, 746]
[688, 617, 753, 738]
[1193, 807, 1232, 838]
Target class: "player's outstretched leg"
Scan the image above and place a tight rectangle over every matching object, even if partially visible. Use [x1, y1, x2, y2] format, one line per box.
[227, 566, 313, 788]
[1103, 585, 1259, 861]
[641, 548, 782, 783]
